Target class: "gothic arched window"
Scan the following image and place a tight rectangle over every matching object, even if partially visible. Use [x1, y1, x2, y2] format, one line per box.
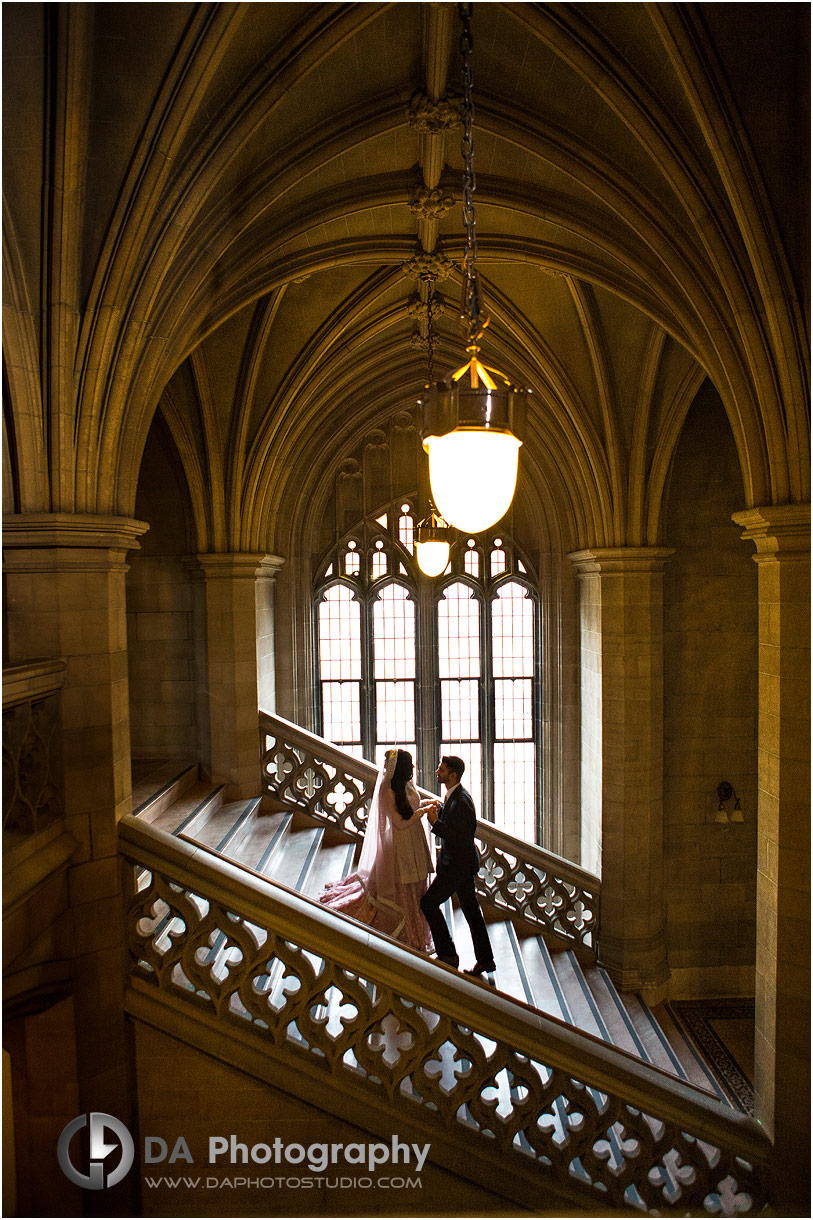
[313, 503, 542, 842]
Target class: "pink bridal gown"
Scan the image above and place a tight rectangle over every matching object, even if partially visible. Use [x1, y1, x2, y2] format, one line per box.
[319, 768, 434, 954]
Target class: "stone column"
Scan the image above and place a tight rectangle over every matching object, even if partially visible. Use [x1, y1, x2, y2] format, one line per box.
[185, 553, 284, 799]
[3, 513, 148, 1214]
[733, 505, 809, 1211]
[569, 547, 674, 999]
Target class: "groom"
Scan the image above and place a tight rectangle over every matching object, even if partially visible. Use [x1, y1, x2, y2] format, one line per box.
[421, 755, 496, 978]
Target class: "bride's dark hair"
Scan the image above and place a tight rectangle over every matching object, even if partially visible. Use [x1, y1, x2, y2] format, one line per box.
[390, 749, 414, 820]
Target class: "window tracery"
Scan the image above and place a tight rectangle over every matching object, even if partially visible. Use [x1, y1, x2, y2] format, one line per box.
[314, 500, 541, 839]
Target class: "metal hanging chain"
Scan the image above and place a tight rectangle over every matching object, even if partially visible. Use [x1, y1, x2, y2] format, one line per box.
[459, 1, 489, 348]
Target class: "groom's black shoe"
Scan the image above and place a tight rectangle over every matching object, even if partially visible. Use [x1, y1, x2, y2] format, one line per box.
[464, 961, 496, 977]
[435, 953, 459, 969]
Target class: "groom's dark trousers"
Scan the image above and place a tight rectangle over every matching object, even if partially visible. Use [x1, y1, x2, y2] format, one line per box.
[421, 784, 493, 966]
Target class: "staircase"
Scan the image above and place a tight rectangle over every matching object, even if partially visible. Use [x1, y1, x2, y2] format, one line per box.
[123, 733, 771, 1215]
[131, 757, 729, 1105]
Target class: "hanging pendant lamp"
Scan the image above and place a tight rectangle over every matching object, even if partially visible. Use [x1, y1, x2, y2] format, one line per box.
[415, 506, 451, 577]
[419, 2, 529, 534]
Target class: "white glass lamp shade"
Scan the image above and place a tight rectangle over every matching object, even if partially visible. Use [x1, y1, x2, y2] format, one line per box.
[426, 430, 521, 533]
[415, 538, 451, 577]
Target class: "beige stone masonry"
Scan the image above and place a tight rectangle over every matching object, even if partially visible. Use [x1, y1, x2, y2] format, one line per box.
[733, 504, 809, 1210]
[2, 513, 147, 1190]
[3, 515, 149, 850]
[184, 553, 285, 799]
[569, 547, 674, 999]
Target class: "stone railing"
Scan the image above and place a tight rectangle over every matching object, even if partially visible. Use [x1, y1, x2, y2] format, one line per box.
[120, 814, 770, 1215]
[259, 712, 599, 953]
[3, 659, 67, 838]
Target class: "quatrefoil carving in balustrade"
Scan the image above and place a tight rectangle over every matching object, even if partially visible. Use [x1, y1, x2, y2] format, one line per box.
[351, 996, 426, 1089]
[270, 748, 295, 781]
[479, 854, 506, 888]
[130, 875, 204, 983]
[296, 765, 327, 801]
[507, 872, 536, 902]
[324, 781, 358, 816]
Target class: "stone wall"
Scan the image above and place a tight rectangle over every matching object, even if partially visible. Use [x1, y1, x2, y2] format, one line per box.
[127, 424, 197, 760]
[662, 385, 758, 996]
[134, 1024, 539, 1217]
[5, 996, 82, 1217]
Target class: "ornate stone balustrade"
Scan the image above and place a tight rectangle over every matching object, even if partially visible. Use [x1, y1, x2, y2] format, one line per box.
[120, 815, 770, 1215]
[259, 712, 599, 953]
[3, 659, 67, 838]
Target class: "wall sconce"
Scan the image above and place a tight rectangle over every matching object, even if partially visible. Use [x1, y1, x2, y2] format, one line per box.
[715, 780, 743, 828]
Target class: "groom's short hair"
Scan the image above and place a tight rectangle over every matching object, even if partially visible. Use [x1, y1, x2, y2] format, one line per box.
[443, 754, 465, 781]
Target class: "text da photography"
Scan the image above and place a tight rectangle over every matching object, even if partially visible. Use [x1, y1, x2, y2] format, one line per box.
[145, 1133, 431, 1173]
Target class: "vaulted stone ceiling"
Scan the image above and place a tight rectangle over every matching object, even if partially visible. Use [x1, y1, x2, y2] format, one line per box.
[3, 3, 807, 554]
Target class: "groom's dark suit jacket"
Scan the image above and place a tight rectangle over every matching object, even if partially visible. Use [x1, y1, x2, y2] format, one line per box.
[431, 785, 479, 876]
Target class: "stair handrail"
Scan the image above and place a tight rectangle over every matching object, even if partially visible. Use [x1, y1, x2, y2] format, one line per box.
[121, 813, 769, 1216]
[259, 710, 599, 952]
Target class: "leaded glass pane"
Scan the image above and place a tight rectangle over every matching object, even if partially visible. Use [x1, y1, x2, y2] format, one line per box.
[440, 742, 482, 816]
[399, 509, 414, 553]
[494, 742, 535, 839]
[376, 681, 415, 745]
[495, 678, 533, 739]
[464, 546, 480, 577]
[437, 582, 480, 679]
[322, 681, 361, 745]
[318, 585, 361, 680]
[373, 583, 415, 680]
[492, 581, 533, 678]
[371, 542, 388, 578]
[440, 678, 479, 740]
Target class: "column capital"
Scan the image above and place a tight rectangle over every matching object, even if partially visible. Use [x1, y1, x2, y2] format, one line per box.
[182, 552, 286, 582]
[567, 546, 675, 575]
[2, 513, 149, 572]
[732, 504, 810, 562]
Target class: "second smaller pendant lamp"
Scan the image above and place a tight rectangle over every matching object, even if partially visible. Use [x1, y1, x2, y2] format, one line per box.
[415, 507, 451, 577]
[420, 2, 529, 535]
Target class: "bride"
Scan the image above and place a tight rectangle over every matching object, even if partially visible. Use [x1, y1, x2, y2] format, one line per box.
[318, 748, 435, 952]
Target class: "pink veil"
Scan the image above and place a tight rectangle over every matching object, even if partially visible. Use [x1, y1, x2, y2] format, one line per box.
[357, 749, 408, 938]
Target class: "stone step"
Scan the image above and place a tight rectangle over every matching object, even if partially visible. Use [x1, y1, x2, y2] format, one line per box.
[179, 796, 260, 856]
[132, 759, 199, 821]
[299, 834, 358, 899]
[517, 933, 569, 1020]
[262, 814, 325, 893]
[613, 989, 693, 1082]
[227, 808, 292, 874]
[651, 1002, 730, 1100]
[580, 963, 652, 1061]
